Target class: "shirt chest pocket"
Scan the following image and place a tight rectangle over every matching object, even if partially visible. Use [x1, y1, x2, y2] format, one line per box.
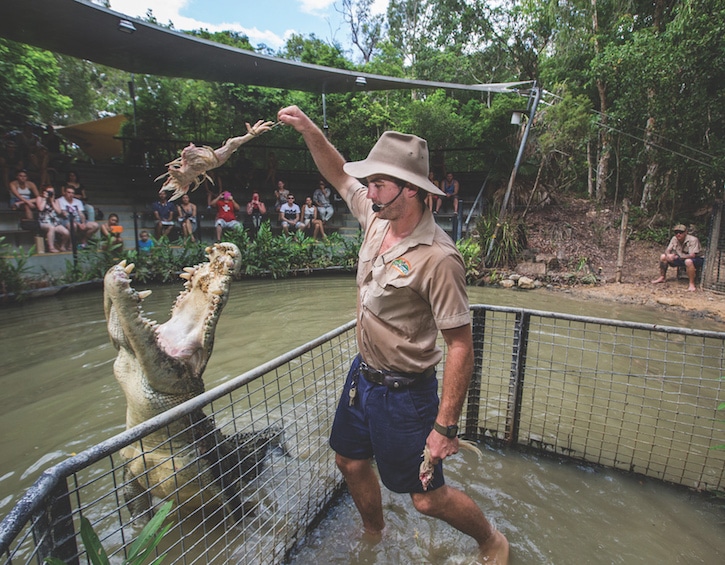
[364, 265, 426, 330]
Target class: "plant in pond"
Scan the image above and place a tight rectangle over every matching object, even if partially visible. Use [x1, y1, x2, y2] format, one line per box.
[225, 223, 361, 277]
[131, 237, 207, 284]
[475, 212, 526, 268]
[0, 236, 34, 299]
[456, 238, 482, 283]
[64, 237, 126, 282]
[44, 501, 173, 565]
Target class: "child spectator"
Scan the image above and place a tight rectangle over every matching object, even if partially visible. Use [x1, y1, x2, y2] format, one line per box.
[138, 230, 154, 252]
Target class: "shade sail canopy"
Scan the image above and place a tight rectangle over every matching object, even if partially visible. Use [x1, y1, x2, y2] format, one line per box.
[1, 0, 530, 95]
[56, 115, 127, 161]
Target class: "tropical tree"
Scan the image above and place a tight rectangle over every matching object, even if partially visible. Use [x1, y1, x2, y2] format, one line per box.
[0, 39, 71, 127]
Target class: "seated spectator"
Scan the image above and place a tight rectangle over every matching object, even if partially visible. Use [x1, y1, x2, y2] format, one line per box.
[279, 194, 304, 234]
[152, 191, 176, 238]
[246, 192, 267, 233]
[138, 230, 154, 252]
[313, 180, 334, 222]
[301, 196, 326, 240]
[274, 179, 290, 212]
[8, 169, 39, 220]
[58, 185, 99, 247]
[209, 191, 241, 241]
[441, 172, 460, 213]
[176, 194, 198, 242]
[425, 171, 442, 214]
[64, 171, 97, 222]
[651, 223, 704, 292]
[100, 213, 124, 248]
[36, 185, 70, 252]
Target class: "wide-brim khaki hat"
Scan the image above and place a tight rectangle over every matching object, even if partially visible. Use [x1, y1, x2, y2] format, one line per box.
[343, 131, 445, 196]
[673, 224, 687, 232]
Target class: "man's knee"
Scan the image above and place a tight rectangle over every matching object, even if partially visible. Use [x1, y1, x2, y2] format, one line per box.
[410, 488, 445, 517]
[335, 453, 371, 477]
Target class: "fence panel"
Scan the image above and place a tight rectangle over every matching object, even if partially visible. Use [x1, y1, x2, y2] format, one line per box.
[464, 306, 725, 492]
[0, 323, 357, 565]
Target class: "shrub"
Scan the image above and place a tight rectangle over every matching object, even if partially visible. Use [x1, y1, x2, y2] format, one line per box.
[474, 213, 526, 268]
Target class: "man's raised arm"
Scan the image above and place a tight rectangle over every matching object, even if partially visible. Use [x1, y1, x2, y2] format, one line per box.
[277, 106, 357, 201]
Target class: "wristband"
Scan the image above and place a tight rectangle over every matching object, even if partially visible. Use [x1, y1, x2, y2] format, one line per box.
[433, 422, 458, 439]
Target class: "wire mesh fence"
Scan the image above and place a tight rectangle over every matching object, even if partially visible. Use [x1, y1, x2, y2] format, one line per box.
[1, 307, 724, 564]
[463, 306, 725, 491]
[0, 322, 357, 565]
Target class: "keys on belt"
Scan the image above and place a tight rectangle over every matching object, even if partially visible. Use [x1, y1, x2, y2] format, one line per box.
[359, 361, 435, 389]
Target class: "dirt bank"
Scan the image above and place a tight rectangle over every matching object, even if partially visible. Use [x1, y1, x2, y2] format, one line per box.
[518, 196, 725, 325]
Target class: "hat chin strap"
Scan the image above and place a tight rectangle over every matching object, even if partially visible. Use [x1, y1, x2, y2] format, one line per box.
[372, 186, 405, 213]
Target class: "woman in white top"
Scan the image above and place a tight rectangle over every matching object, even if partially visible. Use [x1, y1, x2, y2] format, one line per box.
[36, 186, 70, 252]
[9, 170, 39, 220]
[301, 196, 326, 240]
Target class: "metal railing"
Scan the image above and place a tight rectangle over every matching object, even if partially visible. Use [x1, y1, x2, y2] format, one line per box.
[2, 307, 724, 564]
[464, 306, 725, 490]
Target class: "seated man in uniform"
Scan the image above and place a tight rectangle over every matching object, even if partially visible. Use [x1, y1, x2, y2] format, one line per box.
[651, 223, 703, 292]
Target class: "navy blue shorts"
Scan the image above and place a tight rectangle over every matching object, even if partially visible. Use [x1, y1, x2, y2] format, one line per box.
[329, 355, 444, 493]
[669, 256, 704, 269]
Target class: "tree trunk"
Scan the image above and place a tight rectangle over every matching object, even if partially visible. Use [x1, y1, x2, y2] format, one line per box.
[587, 140, 594, 198]
[592, 1, 610, 202]
[615, 199, 629, 283]
[640, 116, 658, 212]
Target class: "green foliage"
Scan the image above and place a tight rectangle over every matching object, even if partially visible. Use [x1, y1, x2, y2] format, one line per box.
[9, 228, 360, 292]
[45, 501, 173, 565]
[0, 237, 34, 299]
[223, 223, 361, 278]
[456, 238, 482, 283]
[0, 39, 72, 126]
[475, 213, 526, 269]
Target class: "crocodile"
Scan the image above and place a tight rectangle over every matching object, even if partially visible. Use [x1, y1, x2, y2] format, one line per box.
[104, 242, 280, 520]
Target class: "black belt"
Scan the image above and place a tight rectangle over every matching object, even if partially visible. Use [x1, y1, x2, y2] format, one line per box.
[359, 361, 435, 389]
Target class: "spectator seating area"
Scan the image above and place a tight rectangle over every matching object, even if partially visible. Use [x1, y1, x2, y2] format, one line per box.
[3, 160, 488, 271]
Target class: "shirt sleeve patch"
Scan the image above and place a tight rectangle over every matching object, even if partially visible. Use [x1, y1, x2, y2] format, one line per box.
[391, 258, 412, 276]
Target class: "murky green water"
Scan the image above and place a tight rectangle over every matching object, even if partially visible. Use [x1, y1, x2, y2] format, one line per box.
[0, 276, 723, 563]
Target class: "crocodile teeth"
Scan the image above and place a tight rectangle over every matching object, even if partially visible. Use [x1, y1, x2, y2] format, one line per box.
[119, 260, 127, 268]
[205, 246, 212, 254]
[210, 288, 223, 295]
[179, 272, 192, 281]
[138, 290, 152, 299]
[183, 267, 196, 274]
[124, 263, 135, 274]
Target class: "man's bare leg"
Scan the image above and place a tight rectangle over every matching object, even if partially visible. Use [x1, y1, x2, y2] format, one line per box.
[686, 262, 697, 291]
[652, 259, 668, 284]
[335, 454, 385, 536]
[411, 485, 509, 564]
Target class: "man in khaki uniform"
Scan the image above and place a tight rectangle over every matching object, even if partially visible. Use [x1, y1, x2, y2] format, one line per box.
[651, 223, 703, 291]
[278, 106, 509, 563]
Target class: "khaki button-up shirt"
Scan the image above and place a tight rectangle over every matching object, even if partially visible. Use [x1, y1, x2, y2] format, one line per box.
[666, 234, 701, 258]
[345, 182, 470, 374]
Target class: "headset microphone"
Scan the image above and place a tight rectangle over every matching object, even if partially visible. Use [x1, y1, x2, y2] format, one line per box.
[371, 186, 405, 213]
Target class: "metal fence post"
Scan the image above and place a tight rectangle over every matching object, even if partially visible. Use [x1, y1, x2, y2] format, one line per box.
[32, 479, 79, 565]
[504, 311, 530, 445]
[465, 309, 487, 438]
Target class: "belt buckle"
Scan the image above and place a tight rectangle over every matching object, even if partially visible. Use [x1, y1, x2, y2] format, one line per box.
[360, 362, 384, 385]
